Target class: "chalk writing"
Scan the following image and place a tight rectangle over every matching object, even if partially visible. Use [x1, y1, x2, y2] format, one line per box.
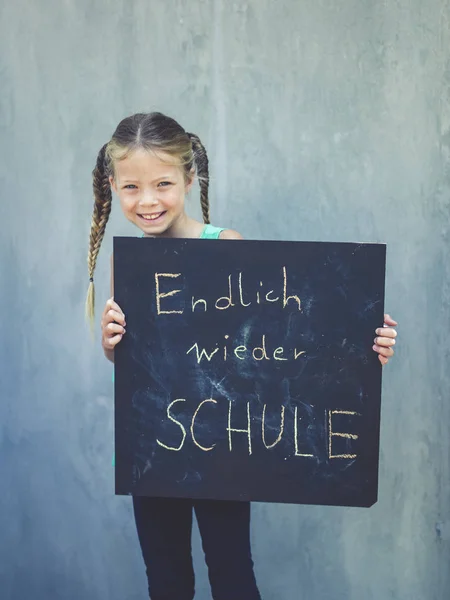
[186, 335, 306, 364]
[294, 407, 314, 458]
[154, 398, 360, 460]
[191, 399, 217, 452]
[262, 405, 285, 449]
[228, 401, 252, 455]
[328, 410, 360, 459]
[114, 237, 385, 506]
[155, 273, 183, 315]
[155, 267, 302, 315]
[156, 399, 186, 451]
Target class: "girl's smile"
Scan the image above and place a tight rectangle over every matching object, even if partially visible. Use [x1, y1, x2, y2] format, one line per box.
[138, 211, 167, 224]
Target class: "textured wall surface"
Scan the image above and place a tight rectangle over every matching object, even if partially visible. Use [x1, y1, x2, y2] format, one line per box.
[1, 1, 449, 599]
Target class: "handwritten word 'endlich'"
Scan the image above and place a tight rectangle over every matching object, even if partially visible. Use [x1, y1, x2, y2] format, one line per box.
[156, 399, 360, 460]
[154, 267, 301, 315]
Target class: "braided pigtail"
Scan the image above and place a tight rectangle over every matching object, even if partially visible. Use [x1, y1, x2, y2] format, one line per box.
[85, 143, 112, 332]
[188, 133, 210, 224]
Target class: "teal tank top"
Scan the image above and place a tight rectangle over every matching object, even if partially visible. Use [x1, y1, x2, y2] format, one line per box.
[200, 224, 225, 239]
[112, 224, 225, 466]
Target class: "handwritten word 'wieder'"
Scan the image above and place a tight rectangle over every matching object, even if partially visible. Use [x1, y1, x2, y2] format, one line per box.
[186, 334, 306, 364]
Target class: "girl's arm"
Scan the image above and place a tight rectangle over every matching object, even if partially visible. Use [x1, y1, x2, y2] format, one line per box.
[101, 254, 126, 363]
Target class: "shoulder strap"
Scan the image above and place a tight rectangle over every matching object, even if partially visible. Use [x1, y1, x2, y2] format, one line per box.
[200, 224, 225, 239]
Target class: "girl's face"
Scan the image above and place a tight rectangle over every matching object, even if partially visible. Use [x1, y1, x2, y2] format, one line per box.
[110, 148, 193, 236]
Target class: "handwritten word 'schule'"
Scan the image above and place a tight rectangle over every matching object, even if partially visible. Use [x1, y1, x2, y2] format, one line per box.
[156, 399, 360, 460]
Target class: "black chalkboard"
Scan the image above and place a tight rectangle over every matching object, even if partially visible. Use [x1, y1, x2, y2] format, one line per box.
[114, 238, 386, 507]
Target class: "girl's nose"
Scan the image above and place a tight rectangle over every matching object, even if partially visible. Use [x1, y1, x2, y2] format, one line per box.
[139, 190, 159, 206]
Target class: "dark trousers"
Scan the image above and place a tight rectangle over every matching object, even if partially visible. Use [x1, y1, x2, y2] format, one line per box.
[133, 496, 261, 600]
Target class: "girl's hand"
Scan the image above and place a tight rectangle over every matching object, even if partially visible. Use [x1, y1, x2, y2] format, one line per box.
[101, 297, 126, 352]
[373, 314, 398, 366]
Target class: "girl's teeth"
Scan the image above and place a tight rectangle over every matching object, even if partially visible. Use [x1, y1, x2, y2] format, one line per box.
[142, 213, 162, 220]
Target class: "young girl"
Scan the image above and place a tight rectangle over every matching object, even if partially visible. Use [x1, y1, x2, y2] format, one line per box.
[85, 112, 398, 600]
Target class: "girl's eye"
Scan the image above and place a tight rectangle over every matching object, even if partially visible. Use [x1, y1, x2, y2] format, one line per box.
[158, 181, 172, 188]
[124, 184, 137, 190]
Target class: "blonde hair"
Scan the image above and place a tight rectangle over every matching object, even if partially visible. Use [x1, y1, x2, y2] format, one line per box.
[85, 112, 210, 331]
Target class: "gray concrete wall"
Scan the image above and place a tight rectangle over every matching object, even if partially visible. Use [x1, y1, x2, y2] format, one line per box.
[1, 0, 449, 598]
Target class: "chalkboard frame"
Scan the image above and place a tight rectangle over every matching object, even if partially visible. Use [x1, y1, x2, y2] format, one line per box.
[114, 237, 386, 508]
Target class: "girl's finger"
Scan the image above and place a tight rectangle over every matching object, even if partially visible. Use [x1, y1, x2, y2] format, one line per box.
[106, 322, 126, 335]
[376, 327, 397, 339]
[375, 336, 396, 347]
[384, 314, 398, 327]
[379, 355, 389, 366]
[106, 309, 126, 326]
[104, 334, 123, 349]
[373, 344, 394, 357]
[104, 298, 125, 317]
[102, 298, 114, 316]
